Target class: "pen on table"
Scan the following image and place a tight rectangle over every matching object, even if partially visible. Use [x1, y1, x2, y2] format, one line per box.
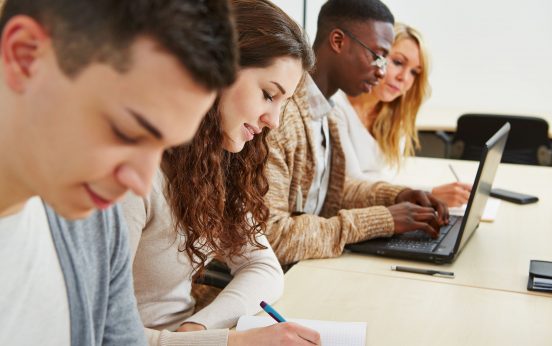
[391, 265, 455, 278]
[260, 300, 287, 323]
[448, 164, 460, 182]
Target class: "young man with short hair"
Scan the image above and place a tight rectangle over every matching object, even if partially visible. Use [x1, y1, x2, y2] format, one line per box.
[0, 1, 237, 345]
[265, 0, 449, 265]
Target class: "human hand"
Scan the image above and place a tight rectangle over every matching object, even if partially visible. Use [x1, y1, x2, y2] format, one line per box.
[395, 188, 449, 225]
[387, 202, 441, 238]
[228, 322, 321, 346]
[176, 322, 206, 332]
[431, 182, 472, 207]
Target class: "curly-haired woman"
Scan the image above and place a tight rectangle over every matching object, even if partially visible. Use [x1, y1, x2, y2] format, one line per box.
[121, 0, 318, 345]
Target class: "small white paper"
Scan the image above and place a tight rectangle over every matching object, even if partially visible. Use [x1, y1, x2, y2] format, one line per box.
[449, 197, 501, 222]
[236, 315, 366, 346]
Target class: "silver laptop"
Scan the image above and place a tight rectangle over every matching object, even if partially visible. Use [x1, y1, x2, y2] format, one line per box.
[346, 123, 510, 264]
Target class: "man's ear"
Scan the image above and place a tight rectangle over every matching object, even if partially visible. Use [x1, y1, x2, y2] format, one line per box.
[1, 15, 50, 93]
[328, 28, 346, 54]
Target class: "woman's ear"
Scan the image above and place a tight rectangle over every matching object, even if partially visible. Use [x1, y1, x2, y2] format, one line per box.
[1, 15, 50, 92]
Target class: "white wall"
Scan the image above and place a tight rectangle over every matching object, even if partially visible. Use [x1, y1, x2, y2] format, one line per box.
[271, 0, 305, 29]
[302, 0, 552, 120]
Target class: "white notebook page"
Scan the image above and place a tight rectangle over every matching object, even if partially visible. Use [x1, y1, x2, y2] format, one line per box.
[449, 197, 501, 222]
[236, 315, 366, 346]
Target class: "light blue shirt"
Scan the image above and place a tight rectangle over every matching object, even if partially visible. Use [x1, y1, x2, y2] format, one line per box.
[303, 75, 333, 215]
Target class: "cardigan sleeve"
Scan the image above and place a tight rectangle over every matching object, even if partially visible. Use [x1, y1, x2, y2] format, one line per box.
[264, 127, 397, 265]
[342, 178, 407, 209]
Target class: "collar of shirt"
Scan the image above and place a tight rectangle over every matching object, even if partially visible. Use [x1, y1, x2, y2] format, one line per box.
[302, 74, 334, 215]
[305, 74, 335, 120]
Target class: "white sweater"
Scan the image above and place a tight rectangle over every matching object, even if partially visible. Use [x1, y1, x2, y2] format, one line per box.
[121, 171, 284, 346]
[332, 90, 402, 183]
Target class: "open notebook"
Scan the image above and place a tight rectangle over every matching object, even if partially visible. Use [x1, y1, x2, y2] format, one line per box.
[236, 315, 366, 346]
[449, 197, 501, 222]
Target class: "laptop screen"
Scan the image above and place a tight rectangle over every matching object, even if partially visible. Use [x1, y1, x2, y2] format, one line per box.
[454, 123, 510, 253]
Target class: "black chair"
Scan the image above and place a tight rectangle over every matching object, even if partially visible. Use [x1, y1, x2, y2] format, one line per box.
[450, 114, 552, 166]
[416, 130, 453, 158]
[194, 259, 298, 289]
[194, 260, 233, 289]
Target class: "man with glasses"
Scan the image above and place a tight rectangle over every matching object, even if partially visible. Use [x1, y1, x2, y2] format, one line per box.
[340, 27, 389, 72]
[264, 0, 449, 266]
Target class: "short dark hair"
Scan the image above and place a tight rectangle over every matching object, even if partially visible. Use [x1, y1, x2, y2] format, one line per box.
[0, 0, 238, 89]
[313, 0, 395, 49]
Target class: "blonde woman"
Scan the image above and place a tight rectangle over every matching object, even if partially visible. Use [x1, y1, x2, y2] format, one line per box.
[335, 23, 471, 207]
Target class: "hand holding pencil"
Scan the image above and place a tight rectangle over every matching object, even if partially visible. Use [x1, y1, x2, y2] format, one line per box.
[227, 301, 321, 345]
[259, 301, 321, 345]
[429, 165, 472, 207]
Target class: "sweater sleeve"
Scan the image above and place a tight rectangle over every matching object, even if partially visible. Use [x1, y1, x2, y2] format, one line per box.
[143, 328, 229, 346]
[120, 192, 150, 263]
[184, 235, 284, 329]
[264, 130, 397, 265]
[342, 178, 408, 209]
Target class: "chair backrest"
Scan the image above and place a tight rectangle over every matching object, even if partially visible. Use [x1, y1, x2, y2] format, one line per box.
[450, 114, 551, 166]
[416, 130, 452, 158]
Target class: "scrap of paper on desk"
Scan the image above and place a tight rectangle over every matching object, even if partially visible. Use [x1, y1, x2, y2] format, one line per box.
[448, 197, 501, 222]
[236, 315, 366, 346]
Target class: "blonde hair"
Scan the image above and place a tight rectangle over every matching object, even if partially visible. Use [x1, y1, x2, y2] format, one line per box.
[350, 22, 431, 168]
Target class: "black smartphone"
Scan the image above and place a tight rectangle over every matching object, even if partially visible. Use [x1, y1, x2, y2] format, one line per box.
[490, 188, 539, 205]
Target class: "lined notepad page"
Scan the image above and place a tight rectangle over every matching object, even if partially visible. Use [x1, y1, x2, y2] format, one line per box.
[449, 197, 501, 222]
[236, 315, 366, 346]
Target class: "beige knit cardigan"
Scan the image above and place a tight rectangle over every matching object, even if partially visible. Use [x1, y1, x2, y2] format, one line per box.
[264, 78, 408, 265]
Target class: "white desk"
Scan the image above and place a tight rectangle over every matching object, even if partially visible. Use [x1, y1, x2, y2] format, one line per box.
[276, 265, 552, 346]
[275, 157, 552, 345]
[298, 157, 552, 295]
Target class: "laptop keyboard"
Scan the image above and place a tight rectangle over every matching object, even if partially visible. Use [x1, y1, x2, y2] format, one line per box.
[385, 215, 462, 252]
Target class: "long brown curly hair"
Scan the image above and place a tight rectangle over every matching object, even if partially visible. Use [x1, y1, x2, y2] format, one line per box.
[161, 0, 314, 272]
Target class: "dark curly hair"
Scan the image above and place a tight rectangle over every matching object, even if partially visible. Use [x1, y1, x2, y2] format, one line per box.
[161, 0, 313, 272]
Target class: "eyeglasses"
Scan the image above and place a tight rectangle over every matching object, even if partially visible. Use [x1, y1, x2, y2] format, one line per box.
[339, 27, 388, 72]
